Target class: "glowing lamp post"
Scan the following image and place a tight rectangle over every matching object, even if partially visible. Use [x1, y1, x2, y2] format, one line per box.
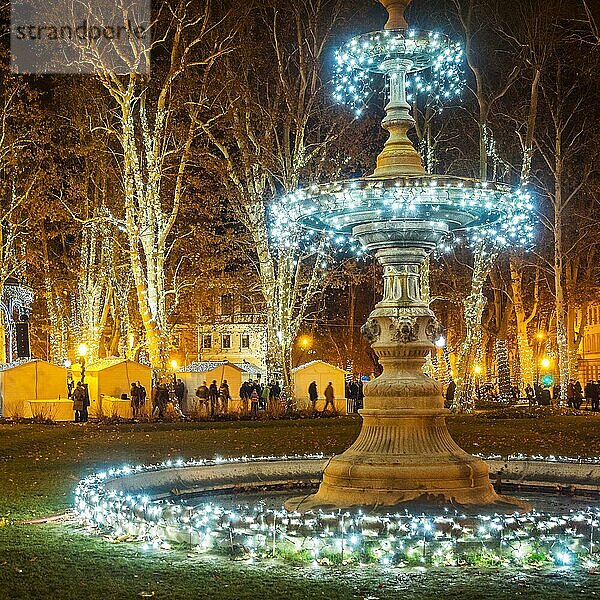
[77, 343, 88, 383]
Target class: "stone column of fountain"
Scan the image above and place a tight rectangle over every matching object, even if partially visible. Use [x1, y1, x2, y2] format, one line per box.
[288, 0, 528, 511]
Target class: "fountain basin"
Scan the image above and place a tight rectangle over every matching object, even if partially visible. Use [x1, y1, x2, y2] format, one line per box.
[75, 455, 600, 568]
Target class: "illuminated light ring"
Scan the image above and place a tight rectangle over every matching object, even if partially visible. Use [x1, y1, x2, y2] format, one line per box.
[336, 29, 452, 74]
[75, 454, 600, 568]
[277, 176, 534, 248]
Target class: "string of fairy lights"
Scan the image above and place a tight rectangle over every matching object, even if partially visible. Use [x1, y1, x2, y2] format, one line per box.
[75, 455, 600, 569]
[332, 29, 464, 116]
[271, 177, 535, 255]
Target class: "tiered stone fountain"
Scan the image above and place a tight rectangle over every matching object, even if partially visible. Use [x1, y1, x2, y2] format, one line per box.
[286, 0, 529, 511]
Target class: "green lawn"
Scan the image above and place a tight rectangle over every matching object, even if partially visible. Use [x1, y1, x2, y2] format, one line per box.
[1, 414, 600, 600]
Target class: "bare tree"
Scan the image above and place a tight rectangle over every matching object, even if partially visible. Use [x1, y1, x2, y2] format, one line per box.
[203, 0, 355, 392]
[68, 0, 232, 369]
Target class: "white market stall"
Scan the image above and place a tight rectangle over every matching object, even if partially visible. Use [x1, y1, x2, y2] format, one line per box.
[292, 360, 348, 412]
[0, 360, 70, 420]
[72, 358, 151, 418]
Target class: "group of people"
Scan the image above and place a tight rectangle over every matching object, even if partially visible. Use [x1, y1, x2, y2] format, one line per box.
[345, 378, 365, 413]
[308, 380, 336, 413]
[444, 376, 600, 410]
[194, 379, 232, 417]
[151, 378, 186, 418]
[525, 379, 598, 409]
[193, 378, 283, 418]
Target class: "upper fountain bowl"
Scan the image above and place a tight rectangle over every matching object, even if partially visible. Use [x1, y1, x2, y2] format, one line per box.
[336, 29, 455, 74]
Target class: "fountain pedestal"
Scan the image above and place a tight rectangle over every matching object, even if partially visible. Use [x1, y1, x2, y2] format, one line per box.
[289, 228, 526, 511]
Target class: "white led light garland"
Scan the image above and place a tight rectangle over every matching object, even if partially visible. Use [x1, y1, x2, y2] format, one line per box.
[332, 29, 464, 116]
[75, 454, 600, 569]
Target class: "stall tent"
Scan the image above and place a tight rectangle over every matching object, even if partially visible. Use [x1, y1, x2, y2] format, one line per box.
[0, 360, 69, 420]
[292, 360, 348, 413]
[72, 358, 151, 418]
[178, 360, 264, 414]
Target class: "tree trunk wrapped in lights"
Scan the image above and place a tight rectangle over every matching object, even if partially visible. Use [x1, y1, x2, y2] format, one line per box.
[453, 243, 497, 411]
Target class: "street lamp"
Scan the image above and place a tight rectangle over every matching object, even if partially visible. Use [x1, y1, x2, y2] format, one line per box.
[540, 357, 551, 370]
[77, 343, 88, 383]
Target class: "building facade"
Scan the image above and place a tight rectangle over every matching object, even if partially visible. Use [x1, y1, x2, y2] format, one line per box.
[576, 303, 600, 382]
[196, 294, 267, 370]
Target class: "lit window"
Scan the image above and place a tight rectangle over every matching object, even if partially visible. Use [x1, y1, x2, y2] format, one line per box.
[241, 333, 250, 349]
[222, 334, 231, 350]
[202, 335, 212, 349]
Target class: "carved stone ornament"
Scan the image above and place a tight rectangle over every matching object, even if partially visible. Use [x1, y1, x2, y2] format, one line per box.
[361, 319, 381, 343]
[390, 316, 418, 343]
[424, 318, 437, 342]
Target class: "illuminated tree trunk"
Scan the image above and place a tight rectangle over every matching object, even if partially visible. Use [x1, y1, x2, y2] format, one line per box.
[453, 243, 496, 411]
[510, 257, 536, 386]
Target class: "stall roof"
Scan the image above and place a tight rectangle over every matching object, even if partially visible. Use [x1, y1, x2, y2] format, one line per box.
[233, 362, 263, 374]
[179, 360, 232, 373]
[84, 357, 150, 372]
[292, 359, 347, 374]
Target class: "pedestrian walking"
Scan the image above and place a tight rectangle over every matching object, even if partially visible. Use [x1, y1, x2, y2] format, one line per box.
[323, 381, 335, 413]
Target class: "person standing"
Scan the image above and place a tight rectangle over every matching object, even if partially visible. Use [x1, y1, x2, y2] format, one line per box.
[219, 380, 231, 415]
[357, 378, 364, 411]
[574, 380, 583, 409]
[567, 379, 575, 408]
[208, 380, 219, 417]
[130, 382, 139, 418]
[72, 381, 85, 423]
[261, 381, 271, 412]
[308, 380, 318, 413]
[239, 381, 251, 415]
[174, 379, 186, 412]
[445, 379, 456, 408]
[196, 380, 209, 416]
[592, 381, 600, 412]
[323, 381, 335, 413]
[250, 387, 259, 419]
[270, 380, 281, 410]
[137, 381, 147, 415]
[525, 383, 534, 407]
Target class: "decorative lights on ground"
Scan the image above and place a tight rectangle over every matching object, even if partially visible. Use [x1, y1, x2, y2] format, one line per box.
[74, 455, 600, 569]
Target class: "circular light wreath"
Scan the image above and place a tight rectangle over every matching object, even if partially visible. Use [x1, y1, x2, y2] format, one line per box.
[272, 176, 535, 252]
[75, 454, 600, 569]
[333, 29, 464, 115]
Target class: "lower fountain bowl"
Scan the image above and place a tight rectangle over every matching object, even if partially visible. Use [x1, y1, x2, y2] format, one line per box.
[74, 455, 600, 569]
